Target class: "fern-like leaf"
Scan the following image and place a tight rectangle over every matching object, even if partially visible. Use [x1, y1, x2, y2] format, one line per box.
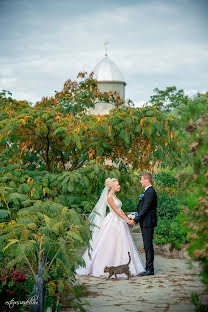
[0, 209, 10, 219]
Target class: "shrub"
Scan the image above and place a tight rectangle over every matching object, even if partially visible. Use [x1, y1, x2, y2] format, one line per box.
[154, 217, 188, 250]
[176, 92, 208, 309]
[156, 192, 180, 219]
[0, 256, 34, 311]
[153, 171, 177, 188]
[0, 198, 91, 311]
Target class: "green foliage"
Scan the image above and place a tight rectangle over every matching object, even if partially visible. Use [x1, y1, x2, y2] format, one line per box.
[0, 86, 180, 173]
[0, 161, 141, 310]
[149, 86, 188, 113]
[0, 90, 31, 123]
[156, 192, 180, 220]
[175, 92, 208, 308]
[153, 171, 177, 188]
[2, 83, 206, 309]
[177, 93, 208, 260]
[0, 199, 91, 310]
[154, 217, 188, 250]
[52, 72, 124, 116]
[138, 168, 187, 249]
[0, 209, 10, 219]
[191, 293, 208, 312]
[153, 170, 180, 220]
[0, 161, 140, 216]
[0, 160, 187, 251]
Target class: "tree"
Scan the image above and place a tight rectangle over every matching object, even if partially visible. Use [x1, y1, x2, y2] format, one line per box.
[35, 72, 125, 116]
[0, 76, 180, 172]
[177, 92, 208, 310]
[149, 86, 188, 113]
[0, 90, 30, 122]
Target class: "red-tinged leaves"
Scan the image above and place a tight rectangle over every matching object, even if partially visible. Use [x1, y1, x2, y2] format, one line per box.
[0, 77, 180, 172]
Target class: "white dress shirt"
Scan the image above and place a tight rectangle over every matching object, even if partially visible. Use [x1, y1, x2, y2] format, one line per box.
[144, 185, 152, 192]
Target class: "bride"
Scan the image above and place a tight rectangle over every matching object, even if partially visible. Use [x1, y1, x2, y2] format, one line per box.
[76, 178, 145, 278]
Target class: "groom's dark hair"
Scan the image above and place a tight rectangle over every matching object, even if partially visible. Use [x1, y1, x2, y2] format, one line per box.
[141, 173, 152, 183]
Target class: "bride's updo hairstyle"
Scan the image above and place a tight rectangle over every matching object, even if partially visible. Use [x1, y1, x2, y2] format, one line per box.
[105, 178, 118, 189]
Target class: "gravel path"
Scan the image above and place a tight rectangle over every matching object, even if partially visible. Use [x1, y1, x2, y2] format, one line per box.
[62, 233, 207, 312]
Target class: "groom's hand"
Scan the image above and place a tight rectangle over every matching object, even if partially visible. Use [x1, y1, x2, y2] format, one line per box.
[129, 220, 135, 225]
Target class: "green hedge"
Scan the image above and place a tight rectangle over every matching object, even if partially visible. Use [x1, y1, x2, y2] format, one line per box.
[153, 169, 188, 249]
[154, 217, 187, 250]
[0, 163, 188, 253]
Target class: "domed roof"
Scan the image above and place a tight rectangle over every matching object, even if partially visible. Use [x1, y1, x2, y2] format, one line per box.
[93, 56, 126, 83]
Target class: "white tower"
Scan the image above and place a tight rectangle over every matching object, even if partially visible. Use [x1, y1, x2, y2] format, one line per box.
[90, 44, 126, 115]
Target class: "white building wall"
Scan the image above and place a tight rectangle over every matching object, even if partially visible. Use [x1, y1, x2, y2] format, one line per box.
[89, 81, 125, 115]
[97, 81, 125, 99]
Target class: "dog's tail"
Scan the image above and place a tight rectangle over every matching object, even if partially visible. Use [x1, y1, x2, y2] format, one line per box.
[127, 252, 131, 265]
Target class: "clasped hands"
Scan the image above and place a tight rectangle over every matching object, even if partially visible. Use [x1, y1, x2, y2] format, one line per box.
[127, 219, 135, 225]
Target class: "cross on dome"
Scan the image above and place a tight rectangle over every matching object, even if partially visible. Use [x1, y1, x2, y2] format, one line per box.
[89, 45, 126, 115]
[104, 41, 109, 57]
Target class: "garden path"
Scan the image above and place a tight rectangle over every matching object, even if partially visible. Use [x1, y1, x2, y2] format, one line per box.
[62, 232, 207, 312]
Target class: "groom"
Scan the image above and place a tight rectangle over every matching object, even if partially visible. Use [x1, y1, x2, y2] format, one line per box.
[129, 173, 157, 276]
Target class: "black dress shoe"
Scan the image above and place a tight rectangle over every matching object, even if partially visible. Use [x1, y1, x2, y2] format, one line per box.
[140, 270, 154, 276]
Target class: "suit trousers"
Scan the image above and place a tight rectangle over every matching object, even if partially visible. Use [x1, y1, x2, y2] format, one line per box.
[141, 226, 154, 271]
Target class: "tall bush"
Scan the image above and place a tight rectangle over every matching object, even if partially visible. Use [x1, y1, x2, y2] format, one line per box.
[177, 93, 208, 310]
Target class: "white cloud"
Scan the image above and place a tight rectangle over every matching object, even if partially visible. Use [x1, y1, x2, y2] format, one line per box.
[0, 78, 17, 89]
[0, 0, 207, 104]
[184, 89, 205, 97]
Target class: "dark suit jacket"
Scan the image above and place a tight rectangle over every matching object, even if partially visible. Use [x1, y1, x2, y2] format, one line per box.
[133, 186, 157, 228]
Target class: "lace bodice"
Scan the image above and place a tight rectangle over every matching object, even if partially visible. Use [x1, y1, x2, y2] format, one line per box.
[107, 195, 122, 213]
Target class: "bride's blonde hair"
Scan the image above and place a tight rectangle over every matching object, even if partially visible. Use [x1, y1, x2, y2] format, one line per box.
[105, 178, 118, 189]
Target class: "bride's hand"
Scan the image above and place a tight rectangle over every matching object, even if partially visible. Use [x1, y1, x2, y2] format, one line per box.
[128, 219, 135, 225]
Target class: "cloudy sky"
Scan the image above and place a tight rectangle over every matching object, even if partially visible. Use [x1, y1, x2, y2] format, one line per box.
[0, 0, 207, 106]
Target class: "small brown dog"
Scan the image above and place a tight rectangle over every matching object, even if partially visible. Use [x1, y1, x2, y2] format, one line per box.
[104, 252, 132, 280]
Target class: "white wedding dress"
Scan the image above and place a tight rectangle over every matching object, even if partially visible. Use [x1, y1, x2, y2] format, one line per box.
[76, 195, 145, 278]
